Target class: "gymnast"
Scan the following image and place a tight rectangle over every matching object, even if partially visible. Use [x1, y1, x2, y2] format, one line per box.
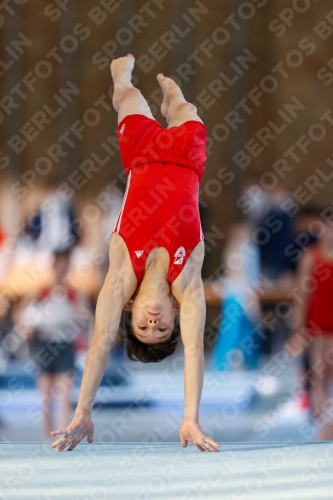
[51, 54, 220, 453]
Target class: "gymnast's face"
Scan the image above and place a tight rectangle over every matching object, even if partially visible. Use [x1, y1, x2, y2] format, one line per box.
[128, 293, 178, 344]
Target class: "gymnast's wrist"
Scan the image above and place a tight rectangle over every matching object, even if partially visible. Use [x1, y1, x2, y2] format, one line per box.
[75, 408, 92, 418]
[183, 415, 199, 424]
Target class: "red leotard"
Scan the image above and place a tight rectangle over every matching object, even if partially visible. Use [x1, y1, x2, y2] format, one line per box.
[113, 114, 207, 285]
[306, 245, 333, 335]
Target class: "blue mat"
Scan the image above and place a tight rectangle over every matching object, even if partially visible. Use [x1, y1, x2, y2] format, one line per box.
[0, 442, 332, 499]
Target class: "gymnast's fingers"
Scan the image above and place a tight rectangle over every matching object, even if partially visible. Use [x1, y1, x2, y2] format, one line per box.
[51, 435, 68, 449]
[50, 428, 67, 437]
[67, 439, 80, 451]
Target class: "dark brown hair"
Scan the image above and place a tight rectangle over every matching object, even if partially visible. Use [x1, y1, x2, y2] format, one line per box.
[122, 310, 180, 363]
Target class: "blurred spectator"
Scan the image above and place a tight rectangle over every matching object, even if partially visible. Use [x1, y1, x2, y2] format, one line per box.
[253, 182, 295, 358]
[0, 227, 14, 368]
[0, 225, 6, 426]
[0, 225, 7, 283]
[240, 177, 271, 228]
[20, 177, 80, 254]
[212, 220, 261, 371]
[290, 204, 326, 416]
[16, 250, 90, 441]
[288, 215, 333, 440]
[289, 203, 323, 272]
[256, 182, 296, 281]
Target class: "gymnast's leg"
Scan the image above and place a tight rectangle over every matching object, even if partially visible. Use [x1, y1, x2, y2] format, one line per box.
[156, 73, 203, 128]
[110, 54, 155, 124]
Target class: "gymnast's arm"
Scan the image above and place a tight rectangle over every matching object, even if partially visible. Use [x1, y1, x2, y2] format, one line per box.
[51, 235, 136, 451]
[177, 275, 220, 452]
[179, 273, 206, 421]
[173, 246, 220, 452]
[74, 271, 125, 417]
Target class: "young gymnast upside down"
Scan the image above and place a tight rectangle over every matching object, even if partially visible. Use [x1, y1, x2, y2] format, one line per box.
[51, 54, 220, 453]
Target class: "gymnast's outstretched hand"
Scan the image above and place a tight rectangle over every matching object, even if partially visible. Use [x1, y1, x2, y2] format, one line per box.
[180, 421, 220, 452]
[50, 414, 94, 452]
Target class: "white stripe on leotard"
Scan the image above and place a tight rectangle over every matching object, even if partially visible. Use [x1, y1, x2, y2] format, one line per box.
[114, 170, 132, 233]
[198, 185, 204, 240]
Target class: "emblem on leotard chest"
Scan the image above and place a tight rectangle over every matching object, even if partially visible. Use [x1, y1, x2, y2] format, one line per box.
[119, 124, 126, 134]
[174, 246, 186, 265]
[134, 250, 144, 258]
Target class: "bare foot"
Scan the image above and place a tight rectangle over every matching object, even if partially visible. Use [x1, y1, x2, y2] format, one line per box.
[111, 54, 135, 109]
[156, 73, 183, 118]
[110, 54, 135, 83]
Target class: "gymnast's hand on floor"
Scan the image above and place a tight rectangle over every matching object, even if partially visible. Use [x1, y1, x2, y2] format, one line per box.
[180, 421, 220, 452]
[50, 414, 94, 452]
